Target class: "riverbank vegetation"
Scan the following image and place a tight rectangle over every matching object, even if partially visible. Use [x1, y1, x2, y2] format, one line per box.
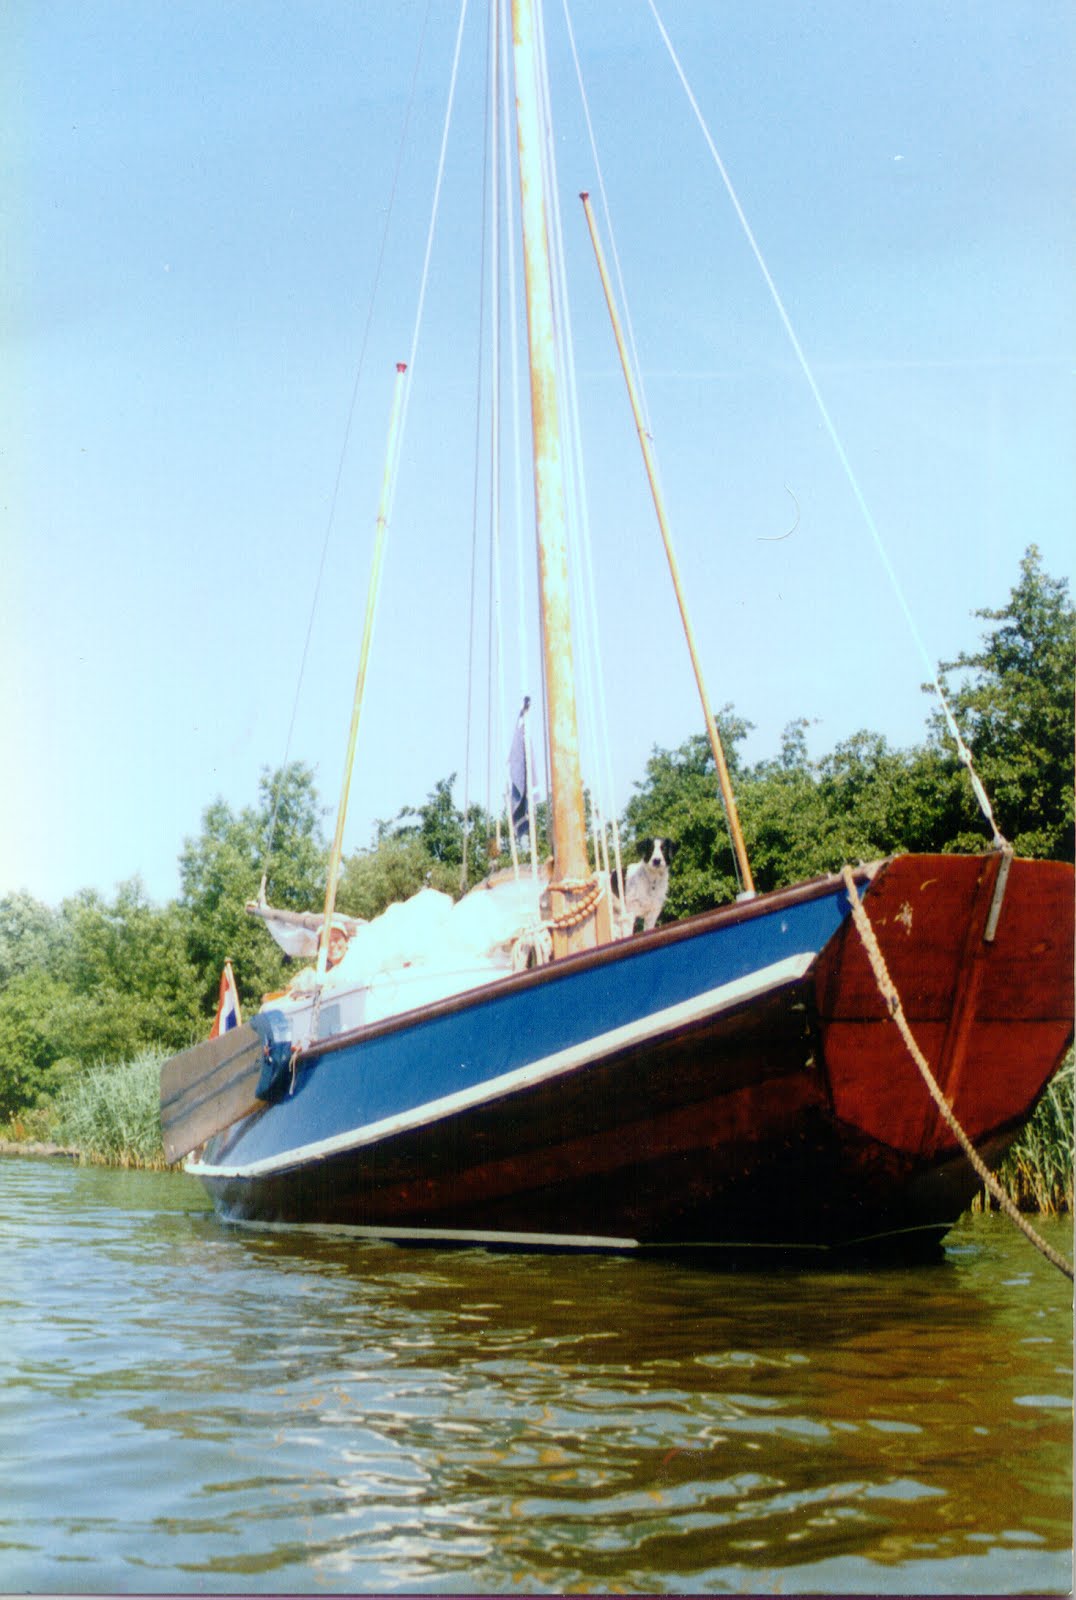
[2, 548, 1072, 1205]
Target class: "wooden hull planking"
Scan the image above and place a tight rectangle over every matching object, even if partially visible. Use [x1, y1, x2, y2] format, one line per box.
[186, 855, 1074, 1258]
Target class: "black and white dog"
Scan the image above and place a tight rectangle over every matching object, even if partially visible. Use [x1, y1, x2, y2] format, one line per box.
[611, 837, 677, 933]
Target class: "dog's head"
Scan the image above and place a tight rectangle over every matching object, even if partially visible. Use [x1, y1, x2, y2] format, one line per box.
[637, 837, 676, 872]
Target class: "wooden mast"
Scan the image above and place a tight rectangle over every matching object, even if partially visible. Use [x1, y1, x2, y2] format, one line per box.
[510, 0, 603, 954]
[316, 361, 409, 979]
[580, 192, 755, 896]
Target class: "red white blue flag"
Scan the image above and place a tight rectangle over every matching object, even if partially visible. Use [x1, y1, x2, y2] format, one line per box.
[210, 959, 242, 1038]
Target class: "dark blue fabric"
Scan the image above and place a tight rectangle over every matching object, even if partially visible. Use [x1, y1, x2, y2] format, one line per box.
[252, 1010, 293, 1103]
[509, 697, 530, 840]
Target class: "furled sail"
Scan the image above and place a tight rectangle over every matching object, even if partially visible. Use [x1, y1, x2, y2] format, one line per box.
[244, 891, 365, 960]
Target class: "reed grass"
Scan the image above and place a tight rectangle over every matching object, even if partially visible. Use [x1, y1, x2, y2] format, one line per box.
[988, 1050, 1074, 1215]
[43, 1047, 168, 1170]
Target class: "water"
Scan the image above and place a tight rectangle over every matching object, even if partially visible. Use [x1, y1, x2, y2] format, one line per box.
[1, 1158, 1071, 1594]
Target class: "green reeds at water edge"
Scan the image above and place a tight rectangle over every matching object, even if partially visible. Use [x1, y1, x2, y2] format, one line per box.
[39, 1047, 170, 1171]
[3, 1046, 1073, 1210]
[985, 1049, 1074, 1216]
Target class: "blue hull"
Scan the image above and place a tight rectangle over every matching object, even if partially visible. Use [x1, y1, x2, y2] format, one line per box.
[192, 874, 885, 1249]
[189, 858, 1071, 1255]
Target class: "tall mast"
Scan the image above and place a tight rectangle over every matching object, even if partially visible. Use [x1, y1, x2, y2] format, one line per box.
[316, 362, 409, 979]
[510, 0, 601, 954]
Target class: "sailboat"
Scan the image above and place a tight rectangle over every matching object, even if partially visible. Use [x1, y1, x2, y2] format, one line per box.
[160, 0, 1073, 1259]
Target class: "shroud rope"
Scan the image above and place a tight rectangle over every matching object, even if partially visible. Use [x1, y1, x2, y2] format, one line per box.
[646, 0, 1006, 849]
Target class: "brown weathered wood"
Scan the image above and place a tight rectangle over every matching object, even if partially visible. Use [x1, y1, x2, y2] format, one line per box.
[815, 855, 1074, 1157]
[159, 1024, 266, 1164]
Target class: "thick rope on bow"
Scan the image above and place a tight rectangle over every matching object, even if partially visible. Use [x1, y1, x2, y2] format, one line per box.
[840, 866, 1073, 1281]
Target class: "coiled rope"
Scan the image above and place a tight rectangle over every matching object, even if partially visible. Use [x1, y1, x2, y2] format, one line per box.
[548, 875, 603, 929]
[509, 874, 605, 970]
[840, 866, 1073, 1281]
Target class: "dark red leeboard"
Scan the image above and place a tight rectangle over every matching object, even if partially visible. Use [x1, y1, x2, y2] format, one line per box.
[814, 854, 1073, 1157]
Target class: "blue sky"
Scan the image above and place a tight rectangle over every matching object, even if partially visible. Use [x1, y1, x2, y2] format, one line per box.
[4, 0, 1073, 909]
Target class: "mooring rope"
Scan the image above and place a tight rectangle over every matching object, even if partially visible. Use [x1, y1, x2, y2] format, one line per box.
[840, 866, 1073, 1280]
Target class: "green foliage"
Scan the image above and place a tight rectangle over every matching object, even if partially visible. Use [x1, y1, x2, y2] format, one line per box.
[338, 836, 456, 922]
[932, 545, 1075, 858]
[0, 881, 205, 1119]
[361, 774, 495, 906]
[44, 1047, 167, 1169]
[623, 548, 1072, 918]
[179, 762, 328, 1011]
[993, 1052, 1073, 1214]
[0, 972, 77, 1115]
[0, 893, 62, 988]
[55, 878, 204, 1047]
[623, 711, 753, 915]
[623, 714, 967, 910]
[376, 777, 499, 889]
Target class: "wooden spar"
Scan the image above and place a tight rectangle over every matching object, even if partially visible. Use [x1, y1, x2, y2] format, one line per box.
[580, 191, 756, 897]
[317, 361, 409, 979]
[510, 0, 602, 954]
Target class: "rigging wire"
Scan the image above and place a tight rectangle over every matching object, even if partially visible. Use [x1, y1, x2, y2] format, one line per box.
[385, 0, 472, 531]
[559, 0, 653, 441]
[645, 0, 1006, 848]
[487, 0, 511, 867]
[273, 0, 468, 895]
[557, 0, 742, 890]
[460, 0, 495, 890]
[260, 3, 432, 886]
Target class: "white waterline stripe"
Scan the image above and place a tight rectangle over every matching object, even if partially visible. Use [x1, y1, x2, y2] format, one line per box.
[188, 951, 815, 1181]
[221, 1218, 642, 1250]
[217, 1213, 947, 1252]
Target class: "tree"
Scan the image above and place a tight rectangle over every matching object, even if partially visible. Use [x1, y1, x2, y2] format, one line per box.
[931, 545, 1075, 859]
[623, 709, 753, 915]
[337, 836, 452, 923]
[359, 775, 495, 904]
[0, 893, 61, 988]
[178, 763, 329, 1010]
[55, 878, 203, 1047]
[0, 973, 80, 1116]
[0, 881, 204, 1119]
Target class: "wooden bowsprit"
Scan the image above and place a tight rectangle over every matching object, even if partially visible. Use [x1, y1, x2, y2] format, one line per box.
[160, 1024, 266, 1165]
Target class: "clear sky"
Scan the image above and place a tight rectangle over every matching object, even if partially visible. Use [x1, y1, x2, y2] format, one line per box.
[4, 0, 1073, 909]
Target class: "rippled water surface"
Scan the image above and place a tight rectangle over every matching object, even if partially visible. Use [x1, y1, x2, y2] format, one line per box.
[1, 1157, 1071, 1593]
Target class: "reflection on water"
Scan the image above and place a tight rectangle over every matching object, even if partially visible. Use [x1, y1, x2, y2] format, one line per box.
[1, 1158, 1071, 1593]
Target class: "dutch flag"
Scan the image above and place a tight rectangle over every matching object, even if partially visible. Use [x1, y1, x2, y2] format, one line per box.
[210, 959, 242, 1038]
